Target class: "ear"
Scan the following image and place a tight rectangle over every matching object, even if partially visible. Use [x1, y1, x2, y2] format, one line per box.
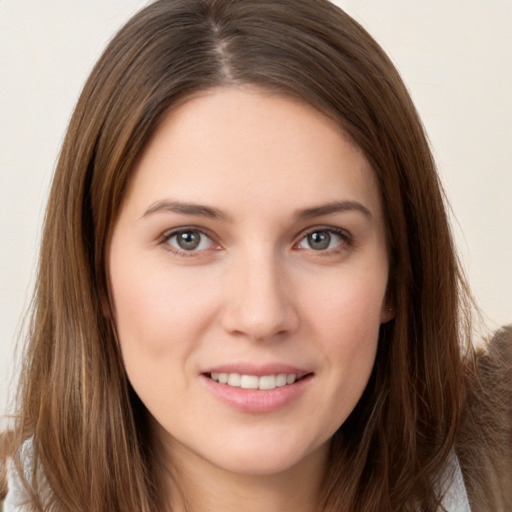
[101, 296, 112, 319]
[380, 302, 395, 323]
[99, 285, 113, 320]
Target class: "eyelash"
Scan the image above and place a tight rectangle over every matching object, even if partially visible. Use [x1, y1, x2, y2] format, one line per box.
[295, 226, 352, 255]
[159, 226, 352, 257]
[160, 228, 220, 257]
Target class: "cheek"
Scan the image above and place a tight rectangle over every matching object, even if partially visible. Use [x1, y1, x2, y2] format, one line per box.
[111, 259, 219, 353]
[109, 266, 218, 412]
[308, 268, 387, 339]
[320, 291, 381, 382]
[303, 269, 386, 410]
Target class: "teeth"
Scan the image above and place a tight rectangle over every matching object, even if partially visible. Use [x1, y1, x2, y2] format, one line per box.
[227, 373, 241, 387]
[286, 374, 296, 385]
[276, 374, 287, 387]
[209, 372, 301, 390]
[240, 375, 259, 389]
[258, 375, 276, 390]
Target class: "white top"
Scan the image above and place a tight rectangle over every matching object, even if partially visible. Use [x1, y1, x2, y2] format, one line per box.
[4, 460, 27, 512]
[439, 455, 472, 512]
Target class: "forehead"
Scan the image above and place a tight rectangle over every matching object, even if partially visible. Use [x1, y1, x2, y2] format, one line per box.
[121, 87, 383, 221]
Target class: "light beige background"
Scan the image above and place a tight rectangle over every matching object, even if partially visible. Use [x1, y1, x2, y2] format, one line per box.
[1, 1, 511, 425]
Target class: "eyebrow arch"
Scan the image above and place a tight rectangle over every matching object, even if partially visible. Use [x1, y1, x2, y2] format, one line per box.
[142, 200, 229, 221]
[296, 201, 372, 220]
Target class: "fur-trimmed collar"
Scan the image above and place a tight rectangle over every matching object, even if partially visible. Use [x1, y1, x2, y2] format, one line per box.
[456, 325, 512, 512]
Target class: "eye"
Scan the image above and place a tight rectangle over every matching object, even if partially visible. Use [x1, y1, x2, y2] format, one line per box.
[296, 228, 348, 251]
[164, 229, 216, 252]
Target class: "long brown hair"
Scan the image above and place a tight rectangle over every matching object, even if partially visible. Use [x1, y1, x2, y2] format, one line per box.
[11, 1, 473, 510]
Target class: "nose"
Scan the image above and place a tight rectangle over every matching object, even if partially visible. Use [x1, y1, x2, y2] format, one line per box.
[220, 248, 299, 342]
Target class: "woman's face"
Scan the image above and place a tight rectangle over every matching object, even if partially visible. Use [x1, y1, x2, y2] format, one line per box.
[108, 87, 392, 478]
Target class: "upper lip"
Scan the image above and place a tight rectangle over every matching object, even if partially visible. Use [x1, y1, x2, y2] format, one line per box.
[202, 363, 311, 378]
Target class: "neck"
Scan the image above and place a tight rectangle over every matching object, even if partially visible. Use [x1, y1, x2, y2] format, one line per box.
[162, 441, 328, 512]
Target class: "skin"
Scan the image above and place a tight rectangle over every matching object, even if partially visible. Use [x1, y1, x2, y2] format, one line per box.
[108, 87, 393, 511]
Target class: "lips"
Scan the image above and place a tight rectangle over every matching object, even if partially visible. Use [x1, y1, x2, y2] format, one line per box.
[201, 364, 313, 413]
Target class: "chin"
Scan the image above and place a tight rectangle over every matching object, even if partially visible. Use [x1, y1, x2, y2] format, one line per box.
[199, 435, 329, 477]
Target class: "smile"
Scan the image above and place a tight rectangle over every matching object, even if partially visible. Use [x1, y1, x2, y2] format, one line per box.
[209, 372, 300, 390]
[203, 370, 313, 413]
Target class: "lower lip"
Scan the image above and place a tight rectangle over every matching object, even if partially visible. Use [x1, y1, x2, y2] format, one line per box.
[201, 374, 313, 413]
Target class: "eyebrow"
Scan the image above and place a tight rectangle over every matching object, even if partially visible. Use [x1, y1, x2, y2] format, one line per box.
[141, 199, 371, 222]
[142, 200, 229, 220]
[296, 201, 372, 220]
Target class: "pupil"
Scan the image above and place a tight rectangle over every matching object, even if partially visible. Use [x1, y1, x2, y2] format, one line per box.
[177, 231, 200, 250]
[308, 231, 330, 250]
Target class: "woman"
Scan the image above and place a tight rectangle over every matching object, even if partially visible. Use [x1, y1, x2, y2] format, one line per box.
[3, 0, 511, 511]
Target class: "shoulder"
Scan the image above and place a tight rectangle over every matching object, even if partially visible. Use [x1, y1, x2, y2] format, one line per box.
[456, 325, 512, 512]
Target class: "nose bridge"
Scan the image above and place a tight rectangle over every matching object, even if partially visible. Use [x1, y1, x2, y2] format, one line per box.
[221, 243, 298, 341]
